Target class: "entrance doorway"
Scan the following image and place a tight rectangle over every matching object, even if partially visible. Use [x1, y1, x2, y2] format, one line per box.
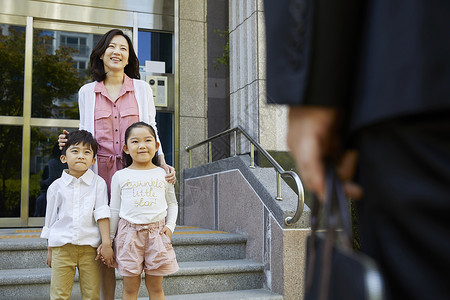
[0, 1, 175, 227]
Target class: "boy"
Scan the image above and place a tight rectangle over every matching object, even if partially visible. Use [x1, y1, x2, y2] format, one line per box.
[40, 130, 114, 300]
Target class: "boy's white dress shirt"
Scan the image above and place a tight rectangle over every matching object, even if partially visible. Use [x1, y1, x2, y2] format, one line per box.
[41, 169, 110, 248]
[109, 167, 178, 241]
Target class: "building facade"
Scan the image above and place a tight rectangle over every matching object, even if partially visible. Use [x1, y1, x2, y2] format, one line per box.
[0, 0, 287, 228]
[0, 0, 212, 227]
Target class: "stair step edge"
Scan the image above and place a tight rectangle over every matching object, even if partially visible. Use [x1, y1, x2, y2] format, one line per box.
[173, 260, 264, 276]
[0, 260, 264, 285]
[163, 289, 283, 300]
[172, 233, 247, 245]
[0, 233, 247, 251]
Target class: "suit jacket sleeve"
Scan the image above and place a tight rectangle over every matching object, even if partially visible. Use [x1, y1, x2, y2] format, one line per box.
[264, 0, 364, 108]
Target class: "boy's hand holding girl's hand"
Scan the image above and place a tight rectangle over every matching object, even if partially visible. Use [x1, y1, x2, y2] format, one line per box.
[161, 226, 173, 239]
[96, 243, 116, 268]
[101, 243, 114, 267]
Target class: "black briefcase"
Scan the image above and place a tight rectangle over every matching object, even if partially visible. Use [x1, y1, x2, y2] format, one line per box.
[304, 167, 385, 300]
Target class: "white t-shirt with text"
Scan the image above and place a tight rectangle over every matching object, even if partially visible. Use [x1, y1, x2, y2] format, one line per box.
[109, 167, 178, 240]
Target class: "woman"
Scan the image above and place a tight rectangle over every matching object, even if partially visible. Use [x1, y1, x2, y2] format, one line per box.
[59, 29, 175, 300]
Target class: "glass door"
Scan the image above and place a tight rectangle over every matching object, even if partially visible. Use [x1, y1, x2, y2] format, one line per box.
[0, 15, 130, 227]
[0, 15, 28, 226]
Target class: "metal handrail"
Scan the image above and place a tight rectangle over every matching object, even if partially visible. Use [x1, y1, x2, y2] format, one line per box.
[185, 126, 305, 226]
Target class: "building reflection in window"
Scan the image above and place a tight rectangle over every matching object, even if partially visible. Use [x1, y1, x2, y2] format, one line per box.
[31, 29, 102, 119]
[0, 24, 26, 117]
[29, 126, 76, 217]
[0, 125, 23, 218]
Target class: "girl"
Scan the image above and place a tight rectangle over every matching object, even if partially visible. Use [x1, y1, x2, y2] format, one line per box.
[109, 121, 179, 300]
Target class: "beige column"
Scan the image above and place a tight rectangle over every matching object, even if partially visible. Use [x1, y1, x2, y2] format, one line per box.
[229, 0, 288, 152]
[177, 0, 208, 169]
[177, 0, 208, 224]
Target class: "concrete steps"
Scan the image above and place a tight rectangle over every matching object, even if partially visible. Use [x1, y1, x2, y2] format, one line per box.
[0, 226, 282, 299]
[0, 228, 247, 269]
[164, 289, 283, 299]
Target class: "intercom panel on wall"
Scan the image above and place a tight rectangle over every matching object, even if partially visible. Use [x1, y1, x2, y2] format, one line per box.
[146, 75, 168, 107]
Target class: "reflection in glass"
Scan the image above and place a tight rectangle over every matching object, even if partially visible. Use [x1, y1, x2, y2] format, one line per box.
[0, 125, 23, 217]
[138, 30, 173, 74]
[0, 24, 26, 117]
[29, 127, 76, 217]
[32, 29, 102, 119]
[156, 112, 173, 166]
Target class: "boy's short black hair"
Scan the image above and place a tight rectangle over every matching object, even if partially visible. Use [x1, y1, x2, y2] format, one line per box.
[62, 130, 98, 156]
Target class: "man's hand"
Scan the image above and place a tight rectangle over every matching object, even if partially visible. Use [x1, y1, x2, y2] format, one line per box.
[287, 106, 363, 201]
[287, 106, 338, 201]
[337, 150, 364, 200]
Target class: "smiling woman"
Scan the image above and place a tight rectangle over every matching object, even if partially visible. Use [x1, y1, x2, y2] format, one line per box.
[100, 35, 130, 82]
[90, 29, 139, 83]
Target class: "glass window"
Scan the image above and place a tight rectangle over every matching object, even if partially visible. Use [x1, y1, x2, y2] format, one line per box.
[138, 30, 173, 74]
[31, 29, 102, 119]
[0, 125, 23, 218]
[0, 24, 26, 117]
[29, 126, 77, 217]
[67, 36, 78, 45]
[155, 112, 173, 166]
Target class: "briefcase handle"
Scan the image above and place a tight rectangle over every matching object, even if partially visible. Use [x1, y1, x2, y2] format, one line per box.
[325, 166, 353, 244]
[309, 166, 352, 245]
[307, 166, 353, 299]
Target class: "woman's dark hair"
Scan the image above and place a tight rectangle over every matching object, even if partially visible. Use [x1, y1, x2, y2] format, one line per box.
[89, 29, 140, 82]
[123, 122, 159, 168]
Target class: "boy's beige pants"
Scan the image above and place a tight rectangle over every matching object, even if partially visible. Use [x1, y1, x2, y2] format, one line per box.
[50, 244, 101, 300]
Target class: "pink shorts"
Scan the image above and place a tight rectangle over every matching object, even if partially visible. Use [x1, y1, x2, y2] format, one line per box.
[114, 219, 179, 277]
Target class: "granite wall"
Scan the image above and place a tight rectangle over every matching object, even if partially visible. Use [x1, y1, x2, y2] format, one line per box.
[183, 162, 310, 299]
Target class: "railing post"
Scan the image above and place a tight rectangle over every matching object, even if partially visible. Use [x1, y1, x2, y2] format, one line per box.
[208, 141, 212, 163]
[250, 143, 256, 169]
[276, 172, 283, 201]
[189, 149, 192, 168]
[234, 130, 237, 156]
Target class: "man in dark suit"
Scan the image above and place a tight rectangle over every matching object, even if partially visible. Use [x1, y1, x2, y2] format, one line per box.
[264, 0, 450, 299]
